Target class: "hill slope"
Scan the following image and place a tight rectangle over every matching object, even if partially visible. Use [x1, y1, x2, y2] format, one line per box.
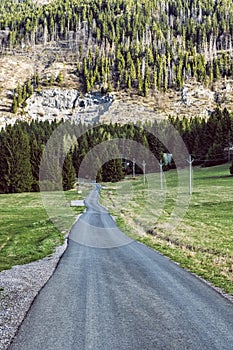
[1, 0, 233, 124]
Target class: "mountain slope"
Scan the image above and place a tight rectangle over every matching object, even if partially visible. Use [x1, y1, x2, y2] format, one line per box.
[1, 0, 233, 123]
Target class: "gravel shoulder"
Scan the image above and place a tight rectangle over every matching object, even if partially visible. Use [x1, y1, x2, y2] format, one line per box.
[0, 239, 68, 350]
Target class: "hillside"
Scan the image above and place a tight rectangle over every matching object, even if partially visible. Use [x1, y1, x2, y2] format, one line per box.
[1, 0, 233, 125]
[1, 49, 233, 127]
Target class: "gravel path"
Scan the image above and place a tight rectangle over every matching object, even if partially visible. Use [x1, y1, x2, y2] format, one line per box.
[0, 240, 68, 350]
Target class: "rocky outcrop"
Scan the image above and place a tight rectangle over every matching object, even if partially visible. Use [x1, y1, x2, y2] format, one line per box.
[24, 88, 114, 124]
[2, 79, 233, 129]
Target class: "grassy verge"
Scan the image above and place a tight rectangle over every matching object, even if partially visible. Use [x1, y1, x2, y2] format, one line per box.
[0, 185, 90, 272]
[100, 164, 233, 296]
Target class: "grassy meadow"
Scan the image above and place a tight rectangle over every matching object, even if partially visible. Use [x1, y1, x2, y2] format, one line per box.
[100, 163, 233, 295]
[0, 165, 232, 296]
[0, 188, 88, 272]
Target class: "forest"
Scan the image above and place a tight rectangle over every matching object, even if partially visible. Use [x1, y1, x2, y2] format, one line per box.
[1, 0, 233, 96]
[1, 0, 233, 193]
[0, 106, 233, 194]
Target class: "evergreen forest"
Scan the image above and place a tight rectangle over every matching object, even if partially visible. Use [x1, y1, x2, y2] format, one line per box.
[1, 107, 233, 194]
[1, 0, 233, 192]
[1, 0, 233, 95]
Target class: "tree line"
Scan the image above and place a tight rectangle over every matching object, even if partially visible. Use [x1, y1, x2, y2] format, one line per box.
[0, 107, 233, 194]
[1, 0, 233, 96]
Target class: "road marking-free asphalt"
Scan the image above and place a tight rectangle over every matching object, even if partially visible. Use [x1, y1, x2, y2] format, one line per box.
[9, 185, 233, 350]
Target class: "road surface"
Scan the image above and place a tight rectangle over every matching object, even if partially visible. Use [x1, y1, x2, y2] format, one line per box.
[9, 185, 233, 350]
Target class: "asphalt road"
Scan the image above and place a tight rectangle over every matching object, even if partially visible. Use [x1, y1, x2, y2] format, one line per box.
[9, 185, 233, 350]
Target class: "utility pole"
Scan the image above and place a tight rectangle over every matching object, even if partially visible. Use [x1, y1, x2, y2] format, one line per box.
[159, 160, 164, 190]
[187, 155, 194, 195]
[142, 160, 146, 184]
[132, 158, 136, 178]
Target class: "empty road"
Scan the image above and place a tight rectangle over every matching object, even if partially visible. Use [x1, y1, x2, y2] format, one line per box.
[9, 185, 233, 350]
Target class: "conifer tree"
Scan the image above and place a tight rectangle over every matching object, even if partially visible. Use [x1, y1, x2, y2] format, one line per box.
[11, 95, 18, 114]
[30, 134, 42, 192]
[62, 152, 76, 190]
[4, 125, 33, 193]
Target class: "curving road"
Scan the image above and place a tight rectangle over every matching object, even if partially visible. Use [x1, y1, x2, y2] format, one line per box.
[9, 185, 233, 350]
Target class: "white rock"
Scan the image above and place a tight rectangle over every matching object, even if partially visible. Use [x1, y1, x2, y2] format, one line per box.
[24, 88, 113, 125]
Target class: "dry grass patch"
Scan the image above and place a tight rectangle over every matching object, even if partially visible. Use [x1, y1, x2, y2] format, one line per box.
[100, 164, 233, 295]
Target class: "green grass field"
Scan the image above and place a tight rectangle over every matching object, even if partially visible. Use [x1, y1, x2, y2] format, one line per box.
[0, 188, 88, 272]
[1, 167, 232, 296]
[100, 163, 233, 295]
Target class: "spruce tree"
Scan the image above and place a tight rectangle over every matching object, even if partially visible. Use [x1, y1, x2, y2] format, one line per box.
[30, 134, 42, 192]
[101, 158, 124, 182]
[62, 153, 76, 190]
[11, 94, 18, 114]
[5, 125, 33, 193]
[0, 131, 9, 193]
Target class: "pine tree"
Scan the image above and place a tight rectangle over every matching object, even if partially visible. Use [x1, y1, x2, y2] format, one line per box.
[16, 83, 23, 107]
[62, 153, 76, 190]
[26, 80, 34, 96]
[100, 144, 124, 182]
[101, 158, 124, 182]
[4, 125, 33, 193]
[0, 131, 10, 193]
[49, 73, 55, 85]
[11, 94, 18, 114]
[56, 71, 64, 85]
[30, 134, 42, 192]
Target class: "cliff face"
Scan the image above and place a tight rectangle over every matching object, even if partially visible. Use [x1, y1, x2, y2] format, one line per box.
[24, 89, 113, 124]
[1, 80, 233, 128]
